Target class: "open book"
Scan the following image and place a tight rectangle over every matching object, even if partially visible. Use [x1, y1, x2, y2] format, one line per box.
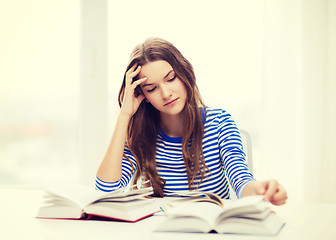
[156, 194, 285, 236]
[36, 185, 160, 222]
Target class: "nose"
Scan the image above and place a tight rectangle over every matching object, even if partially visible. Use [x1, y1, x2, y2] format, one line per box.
[161, 85, 172, 100]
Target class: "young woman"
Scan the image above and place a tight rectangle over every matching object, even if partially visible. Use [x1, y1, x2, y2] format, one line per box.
[96, 38, 287, 205]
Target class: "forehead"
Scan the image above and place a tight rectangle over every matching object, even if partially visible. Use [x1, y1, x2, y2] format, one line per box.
[138, 60, 173, 79]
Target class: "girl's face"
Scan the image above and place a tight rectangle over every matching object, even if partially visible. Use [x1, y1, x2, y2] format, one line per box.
[139, 60, 187, 117]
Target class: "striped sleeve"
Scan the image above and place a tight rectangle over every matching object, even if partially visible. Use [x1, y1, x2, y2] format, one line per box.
[95, 144, 137, 192]
[217, 110, 255, 198]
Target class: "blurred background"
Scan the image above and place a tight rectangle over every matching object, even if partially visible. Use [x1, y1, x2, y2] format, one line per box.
[0, 0, 335, 203]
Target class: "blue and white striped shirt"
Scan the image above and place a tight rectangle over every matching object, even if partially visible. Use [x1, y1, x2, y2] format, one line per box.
[95, 107, 255, 199]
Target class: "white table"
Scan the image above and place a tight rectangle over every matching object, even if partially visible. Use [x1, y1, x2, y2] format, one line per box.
[0, 187, 335, 240]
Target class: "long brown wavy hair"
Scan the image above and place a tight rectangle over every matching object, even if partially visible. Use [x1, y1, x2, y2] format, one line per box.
[118, 37, 208, 197]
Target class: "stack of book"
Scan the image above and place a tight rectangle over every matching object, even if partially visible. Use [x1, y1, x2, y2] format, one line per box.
[36, 185, 159, 222]
[156, 193, 285, 236]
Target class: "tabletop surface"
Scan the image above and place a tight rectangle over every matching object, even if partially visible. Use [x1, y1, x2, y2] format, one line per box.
[0, 187, 335, 240]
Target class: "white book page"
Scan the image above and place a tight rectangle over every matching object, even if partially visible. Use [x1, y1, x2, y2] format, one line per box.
[165, 202, 223, 226]
[45, 185, 105, 208]
[222, 195, 265, 210]
[45, 185, 154, 208]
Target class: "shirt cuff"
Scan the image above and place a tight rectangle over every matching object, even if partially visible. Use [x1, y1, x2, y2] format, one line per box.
[237, 179, 256, 199]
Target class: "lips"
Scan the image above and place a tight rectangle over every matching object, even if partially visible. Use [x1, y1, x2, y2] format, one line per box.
[164, 98, 179, 106]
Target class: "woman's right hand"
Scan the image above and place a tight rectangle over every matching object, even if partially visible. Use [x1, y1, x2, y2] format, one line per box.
[120, 64, 148, 117]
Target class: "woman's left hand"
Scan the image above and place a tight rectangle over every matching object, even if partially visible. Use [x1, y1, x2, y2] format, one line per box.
[243, 179, 288, 205]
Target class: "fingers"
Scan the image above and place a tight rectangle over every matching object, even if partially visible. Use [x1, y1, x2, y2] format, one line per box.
[269, 185, 288, 205]
[271, 198, 287, 205]
[262, 179, 279, 202]
[126, 63, 139, 76]
[126, 64, 142, 85]
[246, 179, 287, 206]
[259, 179, 287, 206]
[124, 63, 147, 97]
[130, 77, 148, 95]
[129, 65, 142, 79]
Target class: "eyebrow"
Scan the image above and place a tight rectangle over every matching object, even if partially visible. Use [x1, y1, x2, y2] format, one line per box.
[142, 70, 174, 88]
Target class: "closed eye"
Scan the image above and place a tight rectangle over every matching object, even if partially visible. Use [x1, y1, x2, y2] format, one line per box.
[167, 75, 176, 82]
[147, 87, 157, 92]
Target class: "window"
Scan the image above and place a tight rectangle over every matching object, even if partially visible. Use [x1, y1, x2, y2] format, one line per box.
[0, 1, 80, 187]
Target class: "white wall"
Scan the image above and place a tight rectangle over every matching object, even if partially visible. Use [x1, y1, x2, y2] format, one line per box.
[302, 0, 336, 203]
[258, 0, 304, 201]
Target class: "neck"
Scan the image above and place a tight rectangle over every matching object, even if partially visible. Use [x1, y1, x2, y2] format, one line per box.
[160, 112, 185, 138]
